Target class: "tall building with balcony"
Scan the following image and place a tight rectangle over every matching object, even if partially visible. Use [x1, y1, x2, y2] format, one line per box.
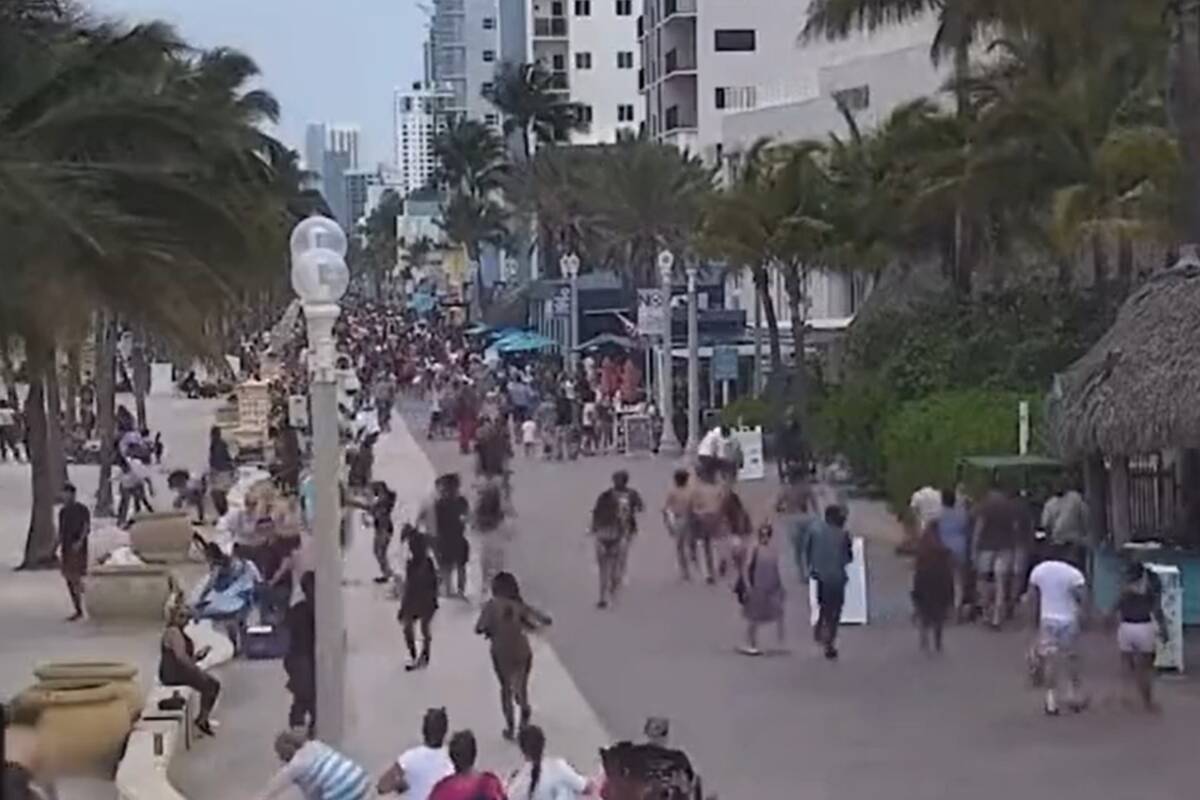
[429, 0, 510, 126]
[639, 0, 939, 162]
[527, 0, 643, 144]
[394, 82, 455, 197]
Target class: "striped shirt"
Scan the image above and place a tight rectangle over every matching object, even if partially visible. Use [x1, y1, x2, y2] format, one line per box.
[263, 741, 369, 800]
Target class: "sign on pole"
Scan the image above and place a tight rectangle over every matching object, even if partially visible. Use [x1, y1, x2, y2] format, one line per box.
[552, 286, 571, 317]
[623, 414, 654, 456]
[734, 426, 765, 481]
[809, 538, 869, 625]
[712, 345, 738, 382]
[637, 290, 666, 336]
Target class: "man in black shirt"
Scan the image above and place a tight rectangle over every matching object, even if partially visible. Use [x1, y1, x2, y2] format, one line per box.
[284, 571, 316, 732]
[57, 482, 90, 621]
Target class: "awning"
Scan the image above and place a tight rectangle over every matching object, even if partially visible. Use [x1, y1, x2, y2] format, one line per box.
[575, 333, 637, 352]
[494, 331, 557, 353]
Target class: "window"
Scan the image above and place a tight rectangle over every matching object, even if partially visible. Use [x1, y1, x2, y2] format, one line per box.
[485, 113, 499, 125]
[552, 1, 564, 14]
[574, 0, 591, 15]
[832, 84, 871, 111]
[714, 29, 756, 51]
[617, 50, 634, 69]
[575, 51, 593, 69]
[714, 85, 756, 110]
[482, 81, 495, 95]
[616, 0, 632, 14]
[552, 53, 566, 70]
[579, 105, 594, 124]
[482, 16, 495, 29]
[618, 103, 635, 122]
[482, 49, 496, 62]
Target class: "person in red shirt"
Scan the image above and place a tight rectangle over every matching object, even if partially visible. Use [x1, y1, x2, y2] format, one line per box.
[428, 730, 507, 800]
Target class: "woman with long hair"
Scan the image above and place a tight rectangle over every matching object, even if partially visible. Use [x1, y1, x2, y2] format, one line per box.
[506, 725, 591, 800]
[475, 572, 551, 740]
[399, 532, 440, 672]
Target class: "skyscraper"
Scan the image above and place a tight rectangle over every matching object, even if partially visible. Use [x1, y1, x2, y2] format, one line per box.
[327, 125, 361, 170]
[303, 123, 364, 229]
[304, 122, 327, 176]
[394, 82, 455, 197]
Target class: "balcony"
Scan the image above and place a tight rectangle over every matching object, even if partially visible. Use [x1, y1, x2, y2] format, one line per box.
[549, 71, 569, 91]
[663, 105, 697, 132]
[663, 0, 696, 19]
[663, 48, 697, 76]
[637, 15, 644, 39]
[637, 68, 645, 91]
[533, 16, 568, 38]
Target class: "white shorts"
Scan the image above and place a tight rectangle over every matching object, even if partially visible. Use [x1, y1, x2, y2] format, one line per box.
[1117, 622, 1157, 654]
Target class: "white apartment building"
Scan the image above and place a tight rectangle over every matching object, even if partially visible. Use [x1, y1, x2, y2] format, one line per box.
[526, 0, 643, 143]
[394, 83, 455, 197]
[640, 0, 942, 327]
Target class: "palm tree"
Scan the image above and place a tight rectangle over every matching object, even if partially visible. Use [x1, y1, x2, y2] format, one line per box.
[433, 119, 507, 195]
[583, 138, 714, 287]
[356, 189, 404, 298]
[504, 145, 597, 275]
[483, 61, 587, 161]
[2, 18, 292, 566]
[700, 139, 786, 380]
[437, 192, 509, 313]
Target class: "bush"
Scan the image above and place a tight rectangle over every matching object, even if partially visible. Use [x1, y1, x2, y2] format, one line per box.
[811, 376, 893, 484]
[880, 389, 1041, 513]
[719, 395, 772, 429]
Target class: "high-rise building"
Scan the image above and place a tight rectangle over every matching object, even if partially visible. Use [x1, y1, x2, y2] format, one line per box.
[394, 82, 455, 197]
[429, 0, 506, 124]
[639, 0, 940, 161]
[303, 122, 327, 176]
[327, 124, 361, 170]
[302, 123, 364, 229]
[527, 0, 643, 143]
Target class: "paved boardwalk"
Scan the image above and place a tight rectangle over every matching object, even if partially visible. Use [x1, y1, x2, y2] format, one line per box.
[419, 409, 1200, 800]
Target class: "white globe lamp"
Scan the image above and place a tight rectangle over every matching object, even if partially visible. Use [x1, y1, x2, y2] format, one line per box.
[290, 215, 348, 261]
[291, 246, 350, 306]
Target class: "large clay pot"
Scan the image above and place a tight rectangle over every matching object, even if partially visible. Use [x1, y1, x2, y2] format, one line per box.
[20, 680, 132, 776]
[84, 564, 175, 623]
[129, 511, 194, 562]
[34, 661, 144, 719]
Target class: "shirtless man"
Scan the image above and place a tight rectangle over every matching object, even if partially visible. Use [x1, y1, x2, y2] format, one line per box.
[663, 470, 696, 581]
[687, 472, 729, 584]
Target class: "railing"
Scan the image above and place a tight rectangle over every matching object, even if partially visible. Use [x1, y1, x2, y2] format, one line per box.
[664, 49, 697, 75]
[664, 0, 697, 18]
[533, 17, 568, 37]
[664, 106, 696, 131]
[549, 71, 569, 90]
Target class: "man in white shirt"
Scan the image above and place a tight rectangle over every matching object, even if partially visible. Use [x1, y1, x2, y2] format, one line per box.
[375, 708, 453, 800]
[1026, 547, 1089, 715]
[696, 425, 741, 483]
[909, 485, 943, 533]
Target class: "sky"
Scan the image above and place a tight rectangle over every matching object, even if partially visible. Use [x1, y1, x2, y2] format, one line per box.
[90, 0, 428, 166]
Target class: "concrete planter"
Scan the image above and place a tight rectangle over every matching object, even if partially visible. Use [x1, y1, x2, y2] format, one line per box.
[34, 661, 144, 719]
[84, 564, 175, 623]
[19, 680, 132, 776]
[129, 511, 194, 563]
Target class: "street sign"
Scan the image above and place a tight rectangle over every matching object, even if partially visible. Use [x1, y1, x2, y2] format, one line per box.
[552, 286, 571, 316]
[734, 426, 765, 481]
[712, 345, 738, 381]
[637, 289, 666, 335]
[624, 414, 654, 456]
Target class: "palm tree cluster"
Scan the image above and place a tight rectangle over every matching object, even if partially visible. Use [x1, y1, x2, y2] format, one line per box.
[2, 2, 310, 566]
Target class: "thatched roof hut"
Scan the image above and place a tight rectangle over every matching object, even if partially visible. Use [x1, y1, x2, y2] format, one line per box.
[1050, 263, 1200, 461]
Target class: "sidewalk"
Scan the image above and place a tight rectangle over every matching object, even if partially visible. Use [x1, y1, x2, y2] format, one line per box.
[173, 414, 609, 798]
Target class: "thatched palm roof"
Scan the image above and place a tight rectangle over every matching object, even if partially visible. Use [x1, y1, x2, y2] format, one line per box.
[1050, 263, 1200, 460]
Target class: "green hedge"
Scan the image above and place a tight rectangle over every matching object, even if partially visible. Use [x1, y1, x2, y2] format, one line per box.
[880, 389, 1041, 513]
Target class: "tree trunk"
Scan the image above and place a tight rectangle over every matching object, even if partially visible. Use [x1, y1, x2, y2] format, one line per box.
[65, 344, 80, 428]
[44, 347, 67, 491]
[783, 266, 807, 424]
[0, 336, 19, 409]
[751, 265, 783, 380]
[131, 330, 149, 429]
[94, 314, 117, 518]
[19, 338, 57, 569]
[1168, 3, 1200, 244]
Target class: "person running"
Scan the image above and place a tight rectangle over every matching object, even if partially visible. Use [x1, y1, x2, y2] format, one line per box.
[506, 725, 592, 800]
[663, 469, 695, 581]
[258, 730, 371, 800]
[589, 471, 644, 609]
[805, 505, 853, 660]
[362, 481, 398, 584]
[930, 487, 970, 619]
[399, 533, 439, 672]
[428, 731, 507, 800]
[776, 466, 815, 579]
[474, 485, 514, 601]
[433, 474, 470, 598]
[1113, 561, 1168, 712]
[686, 473, 726, 584]
[57, 483, 90, 621]
[1025, 544, 1089, 715]
[737, 523, 786, 656]
[598, 741, 705, 800]
[973, 482, 1018, 629]
[376, 708, 454, 800]
[912, 525, 955, 654]
[115, 455, 154, 528]
[475, 572, 552, 740]
[208, 426, 235, 518]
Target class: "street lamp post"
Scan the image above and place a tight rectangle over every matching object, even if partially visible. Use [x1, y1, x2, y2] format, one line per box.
[561, 252, 581, 373]
[685, 265, 700, 452]
[289, 215, 349, 746]
[657, 250, 682, 456]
